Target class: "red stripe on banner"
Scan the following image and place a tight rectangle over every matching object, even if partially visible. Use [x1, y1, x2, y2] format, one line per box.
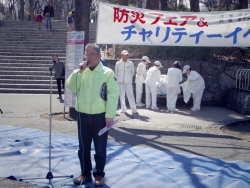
[67, 40, 84, 45]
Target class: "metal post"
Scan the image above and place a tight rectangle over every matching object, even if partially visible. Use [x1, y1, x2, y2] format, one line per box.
[49, 70, 52, 174]
[113, 44, 116, 59]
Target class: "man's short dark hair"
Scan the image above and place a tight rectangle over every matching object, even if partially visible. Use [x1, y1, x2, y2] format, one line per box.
[85, 43, 100, 54]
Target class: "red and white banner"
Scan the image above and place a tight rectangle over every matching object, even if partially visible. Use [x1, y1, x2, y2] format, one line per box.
[96, 2, 250, 47]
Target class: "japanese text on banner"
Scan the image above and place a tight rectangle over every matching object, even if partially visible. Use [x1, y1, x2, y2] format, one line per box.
[96, 2, 250, 47]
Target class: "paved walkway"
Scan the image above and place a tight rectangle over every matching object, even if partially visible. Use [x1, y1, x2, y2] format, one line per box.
[0, 94, 250, 187]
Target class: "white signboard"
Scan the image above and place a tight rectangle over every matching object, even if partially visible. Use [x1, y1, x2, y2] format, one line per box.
[96, 2, 250, 47]
[64, 31, 84, 107]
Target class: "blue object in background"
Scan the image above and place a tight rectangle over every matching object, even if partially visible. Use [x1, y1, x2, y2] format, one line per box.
[100, 58, 108, 67]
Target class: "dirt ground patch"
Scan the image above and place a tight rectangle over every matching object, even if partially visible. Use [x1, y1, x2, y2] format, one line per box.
[41, 113, 250, 142]
[40, 112, 76, 121]
[221, 121, 250, 142]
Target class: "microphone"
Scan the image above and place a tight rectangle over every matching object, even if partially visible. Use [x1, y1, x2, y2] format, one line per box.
[78, 61, 89, 72]
[78, 66, 83, 73]
[49, 66, 54, 71]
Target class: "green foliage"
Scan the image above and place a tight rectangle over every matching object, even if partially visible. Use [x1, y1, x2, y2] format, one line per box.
[106, 0, 119, 4]
[178, 4, 188, 12]
[166, 6, 174, 11]
[128, 0, 139, 5]
[90, 11, 97, 19]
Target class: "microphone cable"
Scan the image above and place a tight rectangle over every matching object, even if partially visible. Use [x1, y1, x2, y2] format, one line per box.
[76, 71, 85, 185]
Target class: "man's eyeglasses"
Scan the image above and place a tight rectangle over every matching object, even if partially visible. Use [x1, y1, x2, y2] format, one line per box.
[84, 54, 99, 58]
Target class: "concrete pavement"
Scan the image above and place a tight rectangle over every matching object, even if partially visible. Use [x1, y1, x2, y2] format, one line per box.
[0, 94, 250, 187]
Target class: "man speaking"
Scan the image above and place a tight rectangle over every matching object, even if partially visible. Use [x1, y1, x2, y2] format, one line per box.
[65, 43, 119, 187]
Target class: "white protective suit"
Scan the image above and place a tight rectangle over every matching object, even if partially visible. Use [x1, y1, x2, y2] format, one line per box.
[156, 75, 167, 95]
[145, 66, 161, 108]
[135, 62, 147, 104]
[182, 70, 205, 110]
[115, 59, 137, 113]
[166, 68, 183, 111]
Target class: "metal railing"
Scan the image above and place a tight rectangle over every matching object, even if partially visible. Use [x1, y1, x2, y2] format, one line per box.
[236, 69, 250, 91]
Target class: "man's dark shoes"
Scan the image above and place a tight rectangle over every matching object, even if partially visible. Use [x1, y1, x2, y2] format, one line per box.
[73, 175, 92, 185]
[94, 176, 104, 187]
[57, 96, 62, 99]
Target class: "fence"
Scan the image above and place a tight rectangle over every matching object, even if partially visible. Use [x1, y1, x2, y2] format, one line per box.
[236, 69, 250, 91]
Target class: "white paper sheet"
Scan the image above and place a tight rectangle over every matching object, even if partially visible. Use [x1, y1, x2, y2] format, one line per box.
[98, 119, 120, 136]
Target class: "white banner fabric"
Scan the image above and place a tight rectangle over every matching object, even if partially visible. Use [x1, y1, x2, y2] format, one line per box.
[64, 31, 84, 107]
[96, 2, 250, 47]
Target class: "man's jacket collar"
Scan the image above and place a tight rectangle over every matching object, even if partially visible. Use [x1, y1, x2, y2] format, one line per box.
[86, 62, 103, 72]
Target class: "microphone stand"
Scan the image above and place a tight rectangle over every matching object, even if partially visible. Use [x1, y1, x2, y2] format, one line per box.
[19, 68, 73, 188]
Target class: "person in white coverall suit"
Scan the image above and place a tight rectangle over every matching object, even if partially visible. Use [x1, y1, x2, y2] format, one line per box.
[166, 61, 183, 112]
[182, 65, 205, 111]
[145, 61, 162, 110]
[115, 50, 138, 114]
[135, 56, 151, 107]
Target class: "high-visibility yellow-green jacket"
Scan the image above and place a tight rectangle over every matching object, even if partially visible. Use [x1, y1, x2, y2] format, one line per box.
[65, 62, 119, 118]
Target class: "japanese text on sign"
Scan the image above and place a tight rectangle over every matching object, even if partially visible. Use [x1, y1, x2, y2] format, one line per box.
[96, 2, 250, 47]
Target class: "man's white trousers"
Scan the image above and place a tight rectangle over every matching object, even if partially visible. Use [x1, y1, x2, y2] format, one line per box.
[136, 82, 144, 104]
[145, 82, 157, 108]
[192, 89, 204, 110]
[119, 83, 137, 112]
[166, 87, 178, 111]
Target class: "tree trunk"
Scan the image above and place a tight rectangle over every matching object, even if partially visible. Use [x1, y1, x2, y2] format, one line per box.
[74, 0, 91, 46]
[136, 0, 143, 8]
[119, 0, 128, 6]
[190, 0, 200, 12]
[238, 0, 248, 9]
[19, 0, 24, 21]
[29, 0, 34, 21]
[161, 0, 168, 10]
[146, 0, 150, 9]
[224, 2, 229, 11]
[146, 0, 159, 10]
[174, 0, 177, 10]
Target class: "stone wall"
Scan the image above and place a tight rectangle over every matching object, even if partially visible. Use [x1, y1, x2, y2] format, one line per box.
[225, 89, 250, 115]
[106, 59, 250, 106]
